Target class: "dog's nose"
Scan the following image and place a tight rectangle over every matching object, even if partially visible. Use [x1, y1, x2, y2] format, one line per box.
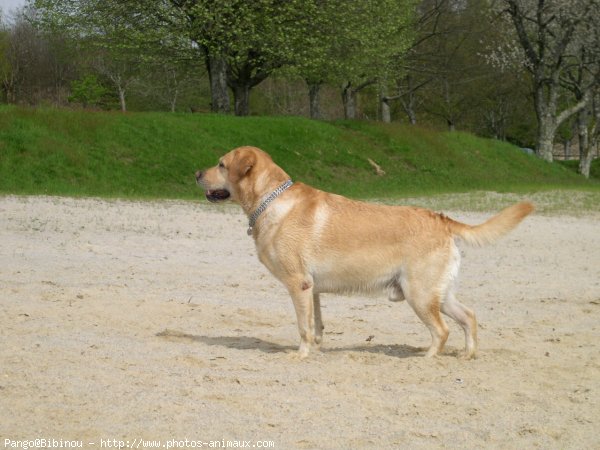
[195, 170, 203, 181]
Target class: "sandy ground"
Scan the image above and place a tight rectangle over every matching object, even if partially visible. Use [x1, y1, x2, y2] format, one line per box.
[1, 195, 599, 449]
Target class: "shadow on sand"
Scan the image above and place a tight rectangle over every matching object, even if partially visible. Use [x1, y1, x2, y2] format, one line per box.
[157, 329, 425, 359]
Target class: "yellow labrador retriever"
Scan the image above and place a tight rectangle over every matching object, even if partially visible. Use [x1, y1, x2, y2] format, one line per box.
[196, 146, 533, 359]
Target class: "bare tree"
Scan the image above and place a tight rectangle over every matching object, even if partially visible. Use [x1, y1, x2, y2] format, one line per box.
[497, 0, 600, 161]
[89, 49, 139, 112]
[380, 0, 484, 127]
[0, 6, 75, 105]
[559, 8, 600, 177]
[379, 0, 446, 124]
[0, 13, 18, 103]
[338, 0, 414, 120]
[589, 92, 600, 174]
[136, 52, 205, 112]
[574, 89, 600, 178]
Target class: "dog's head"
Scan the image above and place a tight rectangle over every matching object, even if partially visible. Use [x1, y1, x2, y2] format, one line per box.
[195, 146, 288, 207]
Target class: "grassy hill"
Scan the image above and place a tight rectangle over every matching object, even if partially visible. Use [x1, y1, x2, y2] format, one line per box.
[0, 105, 597, 200]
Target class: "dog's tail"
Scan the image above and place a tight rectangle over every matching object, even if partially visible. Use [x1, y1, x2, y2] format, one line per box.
[446, 202, 534, 247]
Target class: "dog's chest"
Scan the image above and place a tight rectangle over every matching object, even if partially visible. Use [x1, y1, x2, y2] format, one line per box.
[253, 199, 296, 260]
[256, 198, 296, 234]
[254, 200, 333, 275]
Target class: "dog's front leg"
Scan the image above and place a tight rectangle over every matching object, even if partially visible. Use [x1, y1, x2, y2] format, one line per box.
[287, 278, 316, 358]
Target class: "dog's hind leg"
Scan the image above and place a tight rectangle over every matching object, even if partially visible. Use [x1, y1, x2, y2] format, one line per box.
[407, 292, 450, 357]
[441, 292, 478, 359]
[313, 293, 324, 348]
[401, 265, 449, 357]
[438, 242, 478, 359]
[400, 256, 450, 358]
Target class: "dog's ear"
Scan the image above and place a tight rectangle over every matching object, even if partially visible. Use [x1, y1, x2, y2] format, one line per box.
[231, 151, 257, 181]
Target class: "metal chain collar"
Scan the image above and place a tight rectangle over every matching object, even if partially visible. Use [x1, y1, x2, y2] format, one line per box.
[247, 179, 293, 235]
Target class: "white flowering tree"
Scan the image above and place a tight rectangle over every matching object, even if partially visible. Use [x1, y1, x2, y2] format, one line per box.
[495, 0, 600, 162]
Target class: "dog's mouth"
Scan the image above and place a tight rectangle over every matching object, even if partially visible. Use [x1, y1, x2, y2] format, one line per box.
[205, 189, 231, 203]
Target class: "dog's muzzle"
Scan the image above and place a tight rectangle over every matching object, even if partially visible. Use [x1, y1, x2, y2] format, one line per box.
[195, 170, 231, 202]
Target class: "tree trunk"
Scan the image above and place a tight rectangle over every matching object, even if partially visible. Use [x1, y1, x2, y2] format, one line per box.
[534, 100, 566, 162]
[536, 128, 555, 162]
[207, 55, 230, 114]
[232, 83, 250, 116]
[591, 96, 600, 170]
[168, 69, 178, 112]
[118, 87, 127, 112]
[381, 97, 391, 123]
[563, 138, 571, 159]
[308, 82, 322, 119]
[379, 81, 391, 123]
[579, 141, 593, 179]
[533, 81, 590, 162]
[226, 61, 271, 116]
[405, 104, 417, 125]
[577, 108, 592, 178]
[170, 88, 178, 113]
[341, 80, 375, 119]
[342, 83, 356, 120]
[1, 82, 8, 103]
[401, 74, 417, 125]
[535, 110, 556, 162]
[3, 71, 16, 103]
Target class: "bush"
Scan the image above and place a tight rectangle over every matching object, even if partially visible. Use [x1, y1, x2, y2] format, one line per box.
[68, 75, 107, 108]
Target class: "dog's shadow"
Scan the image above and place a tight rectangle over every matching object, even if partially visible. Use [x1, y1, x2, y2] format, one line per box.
[157, 329, 422, 359]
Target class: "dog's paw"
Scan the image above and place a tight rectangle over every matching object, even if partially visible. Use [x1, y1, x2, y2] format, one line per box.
[289, 342, 310, 360]
[460, 350, 477, 360]
[288, 341, 325, 360]
[287, 350, 309, 361]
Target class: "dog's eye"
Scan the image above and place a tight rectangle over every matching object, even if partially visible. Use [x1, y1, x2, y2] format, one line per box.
[218, 161, 225, 169]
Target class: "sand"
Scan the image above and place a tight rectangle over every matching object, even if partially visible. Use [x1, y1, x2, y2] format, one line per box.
[1, 195, 599, 449]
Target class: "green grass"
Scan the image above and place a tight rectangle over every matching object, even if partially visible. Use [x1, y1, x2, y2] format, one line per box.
[0, 105, 597, 202]
[559, 159, 600, 181]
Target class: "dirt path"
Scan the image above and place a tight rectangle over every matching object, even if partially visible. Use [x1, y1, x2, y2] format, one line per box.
[1, 195, 598, 449]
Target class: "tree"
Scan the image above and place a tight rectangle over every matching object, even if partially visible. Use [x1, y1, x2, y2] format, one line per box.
[172, 0, 317, 116]
[135, 48, 206, 112]
[33, 0, 188, 111]
[413, 0, 537, 134]
[586, 91, 600, 177]
[415, 0, 488, 131]
[280, 0, 339, 119]
[90, 49, 141, 112]
[0, 14, 15, 103]
[1, 5, 76, 105]
[35, 0, 330, 116]
[379, 0, 468, 126]
[171, 1, 300, 115]
[167, 1, 229, 114]
[559, 8, 600, 177]
[276, 0, 416, 121]
[338, 0, 415, 120]
[496, 0, 600, 161]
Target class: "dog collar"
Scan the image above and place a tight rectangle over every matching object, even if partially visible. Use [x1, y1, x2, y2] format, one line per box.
[247, 179, 293, 236]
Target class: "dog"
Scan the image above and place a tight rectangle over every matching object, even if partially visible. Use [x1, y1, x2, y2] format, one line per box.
[196, 146, 534, 359]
